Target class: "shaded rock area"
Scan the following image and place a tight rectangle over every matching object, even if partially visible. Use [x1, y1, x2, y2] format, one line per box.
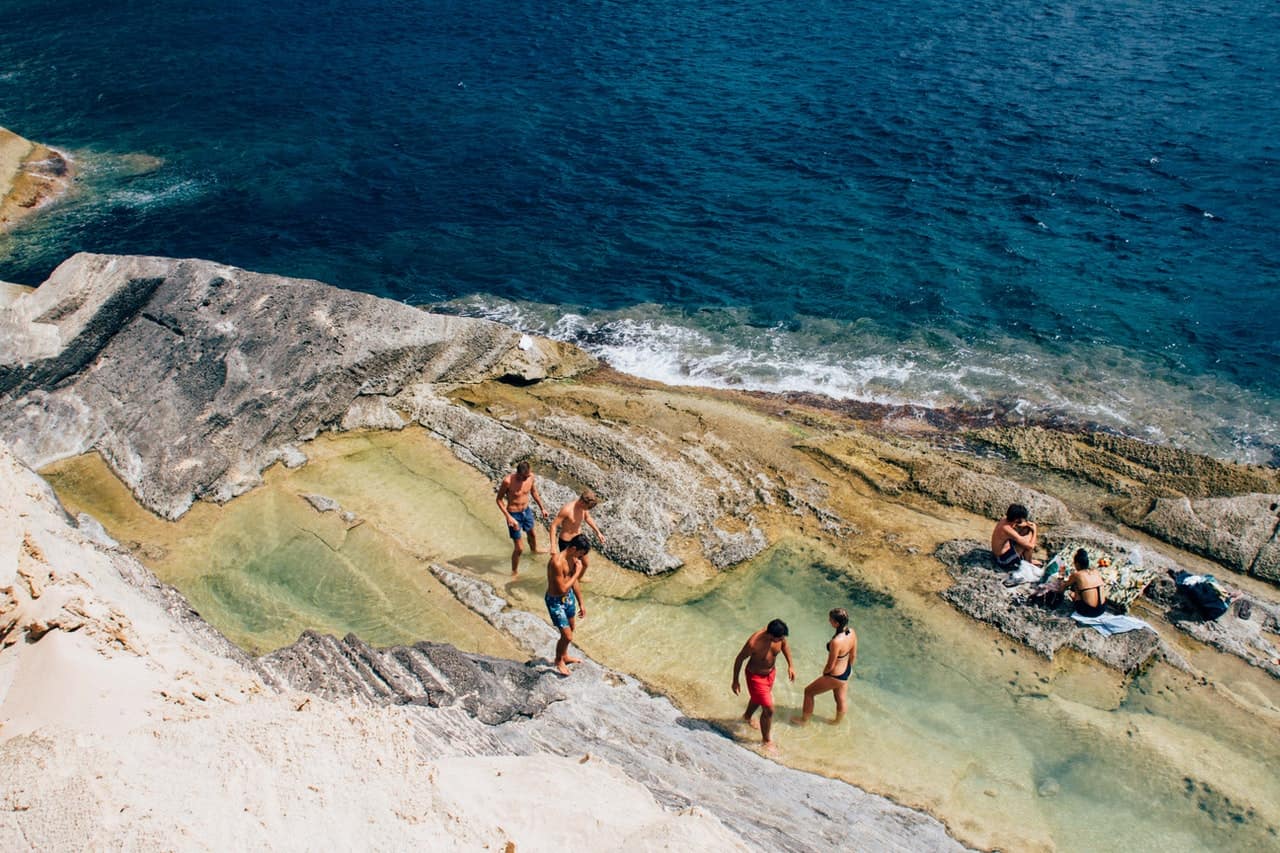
[0, 254, 593, 519]
[935, 541, 1165, 673]
[259, 573, 964, 853]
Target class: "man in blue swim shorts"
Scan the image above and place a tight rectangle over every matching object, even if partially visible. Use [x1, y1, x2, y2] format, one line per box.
[496, 460, 548, 576]
[545, 534, 591, 676]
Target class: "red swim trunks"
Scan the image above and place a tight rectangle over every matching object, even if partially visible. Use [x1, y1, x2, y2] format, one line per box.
[746, 669, 777, 708]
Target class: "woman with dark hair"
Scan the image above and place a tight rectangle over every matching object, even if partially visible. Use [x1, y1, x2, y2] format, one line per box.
[1063, 548, 1108, 618]
[793, 608, 857, 725]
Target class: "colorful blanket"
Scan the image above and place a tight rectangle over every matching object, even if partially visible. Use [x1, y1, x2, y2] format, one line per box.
[1039, 543, 1159, 608]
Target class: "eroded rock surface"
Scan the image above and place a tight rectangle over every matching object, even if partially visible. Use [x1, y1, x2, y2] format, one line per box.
[261, 569, 964, 853]
[1115, 493, 1280, 583]
[0, 254, 593, 518]
[935, 540, 1166, 673]
[0, 254, 794, 574]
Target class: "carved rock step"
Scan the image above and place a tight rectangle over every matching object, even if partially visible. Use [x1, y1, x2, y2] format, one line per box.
[259, 630, 561, 725]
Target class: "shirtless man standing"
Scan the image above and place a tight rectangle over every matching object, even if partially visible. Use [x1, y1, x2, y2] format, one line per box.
[496, 461, 548, 576]
[549, 489, 605, 581]
[731, 619, 795, 753]
[991, 503, 1039, 570]
[545, 534, 591, 676]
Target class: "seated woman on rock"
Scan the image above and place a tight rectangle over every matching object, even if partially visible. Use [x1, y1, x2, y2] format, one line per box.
[1063, 548, 1108, 618]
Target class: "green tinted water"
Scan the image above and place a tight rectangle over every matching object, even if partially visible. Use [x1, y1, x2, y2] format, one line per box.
[44, 429, 1280, 851]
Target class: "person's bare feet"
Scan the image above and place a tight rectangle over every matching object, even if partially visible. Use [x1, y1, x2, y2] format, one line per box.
[564, 654, 582, 664]
[762, 740, 778, 754]
[555, 662, 571, 676]
[791, 714, 810, 726]
[744, 716, 760, 730]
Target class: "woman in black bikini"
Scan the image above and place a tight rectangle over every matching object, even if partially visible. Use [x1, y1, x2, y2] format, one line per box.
[1064, 548, 1108, 618]
[794, 608, 857, 725]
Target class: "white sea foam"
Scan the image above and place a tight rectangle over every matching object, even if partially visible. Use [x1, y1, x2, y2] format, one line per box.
[435, 295, 1278, 465]
[105, 177, 204, 209]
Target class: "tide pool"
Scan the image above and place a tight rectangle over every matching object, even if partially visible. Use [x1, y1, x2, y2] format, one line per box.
[44, 427, 1280, 851]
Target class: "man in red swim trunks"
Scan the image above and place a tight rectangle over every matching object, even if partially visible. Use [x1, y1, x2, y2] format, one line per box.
[731, 619, 795, 753]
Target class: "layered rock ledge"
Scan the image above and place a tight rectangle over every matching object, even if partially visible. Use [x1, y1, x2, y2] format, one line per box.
[0, 439, 960, 851]
[5, 252, 1280, 849]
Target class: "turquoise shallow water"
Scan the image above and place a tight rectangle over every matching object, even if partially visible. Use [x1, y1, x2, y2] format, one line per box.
[1, 0, 1277, 461]
[573, 543, 1280, 851]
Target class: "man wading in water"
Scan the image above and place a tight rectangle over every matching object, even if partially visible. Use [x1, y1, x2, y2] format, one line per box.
[731, 619, 795, 753]
[545, 534, 590, 676]
[549, 489, 606, 582]
[496, 460, 548, 576]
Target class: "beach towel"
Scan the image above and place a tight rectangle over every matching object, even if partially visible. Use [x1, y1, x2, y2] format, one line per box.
[1002, 559, 1042, 587]
[1071, 612, 1152, 636]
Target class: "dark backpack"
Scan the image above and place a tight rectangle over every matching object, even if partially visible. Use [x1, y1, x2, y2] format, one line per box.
[1174, 571, 1230, 621]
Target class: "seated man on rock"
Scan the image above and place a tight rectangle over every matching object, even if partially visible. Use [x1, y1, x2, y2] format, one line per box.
[991, 503, 1040, 570]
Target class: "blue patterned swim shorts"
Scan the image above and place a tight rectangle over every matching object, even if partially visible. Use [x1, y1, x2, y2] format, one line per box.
[544, 590, 577, 629]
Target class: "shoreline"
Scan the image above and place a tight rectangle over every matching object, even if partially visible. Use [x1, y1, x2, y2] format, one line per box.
[0, 126, 75, 234]
[4, 253, 1280, 850]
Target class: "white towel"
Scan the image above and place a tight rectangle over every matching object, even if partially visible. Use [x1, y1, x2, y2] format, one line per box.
[1071, 612, 1151, 636]
[1002, 560, 1042, 587]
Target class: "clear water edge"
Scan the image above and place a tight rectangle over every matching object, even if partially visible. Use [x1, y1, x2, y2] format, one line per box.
[40, 428, 1280, 852]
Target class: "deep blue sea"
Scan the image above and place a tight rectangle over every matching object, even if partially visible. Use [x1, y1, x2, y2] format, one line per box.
[2, 0, 1277, 461]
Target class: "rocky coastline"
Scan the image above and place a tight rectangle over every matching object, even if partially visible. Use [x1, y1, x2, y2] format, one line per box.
[3, 252, 1279, 849]
[0, 127, 74, 234]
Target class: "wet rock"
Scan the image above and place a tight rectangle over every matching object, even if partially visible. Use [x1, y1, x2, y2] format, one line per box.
[1, 127, 76, 233]
[301, 493, 340, 514]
